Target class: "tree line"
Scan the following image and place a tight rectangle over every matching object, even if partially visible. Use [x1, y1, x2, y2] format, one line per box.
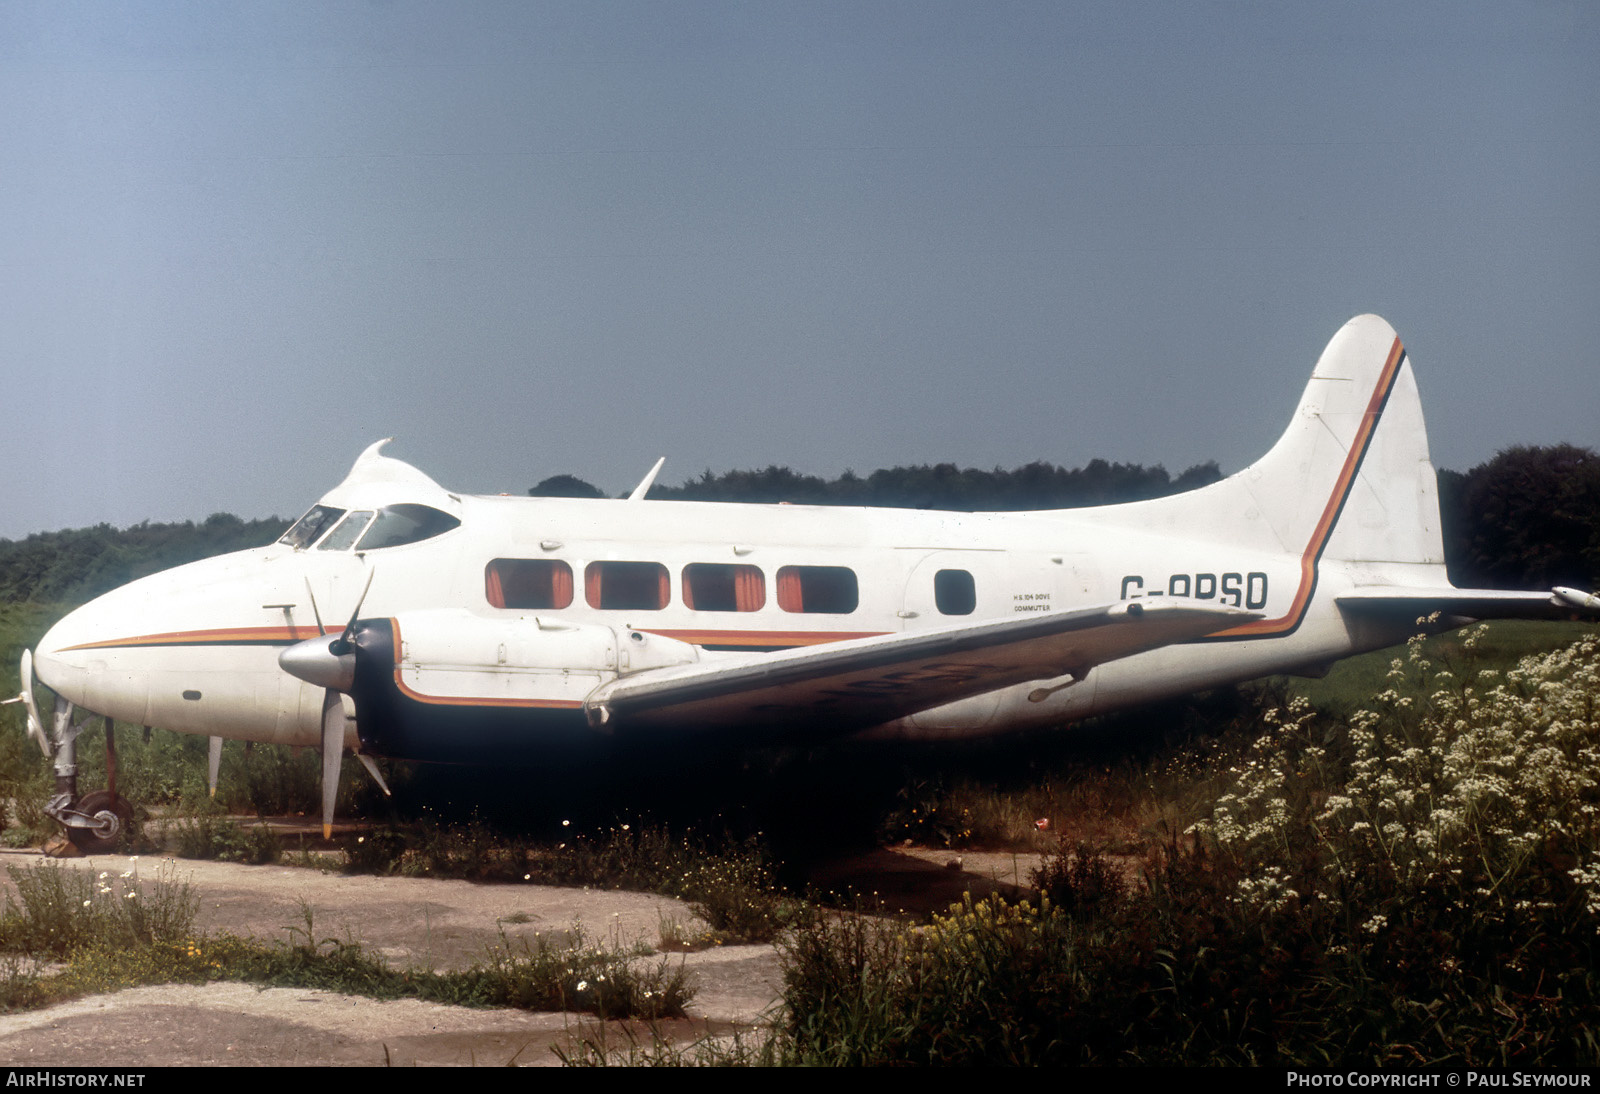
[533, 458, 1226, 510]
[0, 513, 289, 606]
[1438, 444, 1600, 591]
[0, 446, 1593, 606]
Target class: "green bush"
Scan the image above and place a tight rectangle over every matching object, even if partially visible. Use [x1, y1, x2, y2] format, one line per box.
[171, 809, 281, 865]
[528, 825, 791, 944]
[339, 825, 410, 875]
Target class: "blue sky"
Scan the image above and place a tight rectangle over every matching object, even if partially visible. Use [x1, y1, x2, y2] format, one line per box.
[2, 1, 1595, 538]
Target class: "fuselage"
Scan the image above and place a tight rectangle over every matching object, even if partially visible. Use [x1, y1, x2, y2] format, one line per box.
[31, 484, 1407, 761]
[33, 317, 1477, 765]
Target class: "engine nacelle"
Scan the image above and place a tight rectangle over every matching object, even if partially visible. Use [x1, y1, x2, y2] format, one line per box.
[384, 609, 701, 706]
[326, 611, 704, 764]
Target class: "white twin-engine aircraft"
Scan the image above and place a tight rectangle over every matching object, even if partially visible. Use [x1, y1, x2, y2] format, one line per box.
[13, 315, 1596, 849]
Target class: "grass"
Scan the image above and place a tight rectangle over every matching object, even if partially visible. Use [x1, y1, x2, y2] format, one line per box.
[333, 819, 796, 945]
[1280, 618, 1600, 712]
[526, 825, 794, 944]
[169, 800, 282, 864]
[0, 814, 774, 1029]
[159, 804, 797, 947]
[0, 859, 197, 958]
[0, 861, 692, 1020]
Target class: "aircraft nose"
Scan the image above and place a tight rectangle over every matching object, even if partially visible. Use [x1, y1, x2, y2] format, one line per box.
[31, 597, 130, 715]
[27, 545, 356, 741]
[33, 606, 92, 700]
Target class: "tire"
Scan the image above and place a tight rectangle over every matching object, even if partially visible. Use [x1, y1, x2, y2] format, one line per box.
[66, 790, 134, 854]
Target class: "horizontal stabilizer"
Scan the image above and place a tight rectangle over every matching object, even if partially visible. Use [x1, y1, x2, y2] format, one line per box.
[1336, 586, 1596, 623]
[587, 601, 1259, 737]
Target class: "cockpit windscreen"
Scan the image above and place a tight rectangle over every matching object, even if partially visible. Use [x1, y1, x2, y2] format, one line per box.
[316, 510, 375, 551]
[355, 504, 461, 551]
[279, 505, 346, 550]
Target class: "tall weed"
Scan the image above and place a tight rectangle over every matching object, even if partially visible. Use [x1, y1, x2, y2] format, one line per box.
[0, 860, 197, 957]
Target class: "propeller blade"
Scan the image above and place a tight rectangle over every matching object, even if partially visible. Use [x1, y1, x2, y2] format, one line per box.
[18, 650, 49, 757]
[331, 568, 377, 655]
[208, 736, 223, 797]
[356, 753, 392, 797]
[320, 689, 346, 840]
[303, 578, 327, 637]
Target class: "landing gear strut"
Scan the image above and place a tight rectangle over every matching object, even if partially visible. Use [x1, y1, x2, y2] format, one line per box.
[42, 698, 134, 855]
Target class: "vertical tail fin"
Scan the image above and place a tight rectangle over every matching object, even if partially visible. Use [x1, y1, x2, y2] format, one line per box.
[1248, 314, 1444, 567]
[1087, 314, 1446, 570]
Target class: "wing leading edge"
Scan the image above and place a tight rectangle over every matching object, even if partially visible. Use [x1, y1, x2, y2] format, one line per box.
[587, 601, 1260, 737]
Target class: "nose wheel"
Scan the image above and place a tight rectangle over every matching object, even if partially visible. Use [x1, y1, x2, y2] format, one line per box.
[64, 790, 134, 854]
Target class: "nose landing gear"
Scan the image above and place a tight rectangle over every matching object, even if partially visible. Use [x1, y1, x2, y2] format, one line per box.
[40, 697, 135, 855]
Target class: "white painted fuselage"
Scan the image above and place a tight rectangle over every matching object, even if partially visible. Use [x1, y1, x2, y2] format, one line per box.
[31, 316, 1564, 772]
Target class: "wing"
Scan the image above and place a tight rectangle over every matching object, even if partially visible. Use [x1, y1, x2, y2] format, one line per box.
[587, 600, 1258, 737]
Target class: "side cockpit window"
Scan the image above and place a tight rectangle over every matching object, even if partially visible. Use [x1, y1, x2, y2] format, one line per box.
[355, 504, 462, 551]
[279, 505, 346, 550]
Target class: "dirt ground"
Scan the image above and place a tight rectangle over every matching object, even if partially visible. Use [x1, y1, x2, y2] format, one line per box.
[0, 843, 1044, 1068]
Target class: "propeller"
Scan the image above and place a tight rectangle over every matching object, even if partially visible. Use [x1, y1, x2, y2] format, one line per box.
[283, 568, 378, 839]
[3, 650, 52, 758]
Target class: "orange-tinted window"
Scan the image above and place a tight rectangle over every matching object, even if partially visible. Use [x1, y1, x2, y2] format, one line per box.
[585, 561, 670, 610]
[682, 564, 765, 612]
[486, 559, 574, 610]
[776, 566, 858, 614]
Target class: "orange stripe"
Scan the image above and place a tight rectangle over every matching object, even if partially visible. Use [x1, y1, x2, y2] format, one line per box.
[1210, 336, 1406, 639]
[61, 625, 325, 651]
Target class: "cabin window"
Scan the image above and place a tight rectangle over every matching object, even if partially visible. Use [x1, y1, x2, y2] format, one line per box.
[279, 505, 346, 550]
[355, 504, 461, 551]
[585, 561, 670, 611]
[776, 565, 859, 614]
[682, 564, 765, 612]
[934, 569, 976, 615]
[317, 510, 375, 552]
[486, 559, 574, 610]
